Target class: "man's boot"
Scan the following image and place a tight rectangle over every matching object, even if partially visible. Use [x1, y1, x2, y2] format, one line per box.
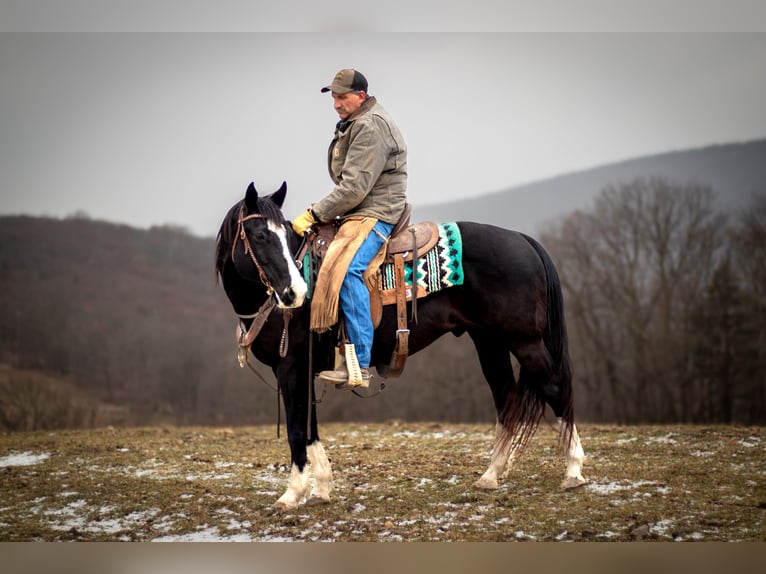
[316, 343, 371, 389]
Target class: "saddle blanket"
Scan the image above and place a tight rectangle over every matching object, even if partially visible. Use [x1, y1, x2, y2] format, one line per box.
[380, 222, 464, 299]
[302, 222, 464, 301]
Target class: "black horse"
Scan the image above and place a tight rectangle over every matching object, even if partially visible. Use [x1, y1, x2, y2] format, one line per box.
[215, 182, 587, 510]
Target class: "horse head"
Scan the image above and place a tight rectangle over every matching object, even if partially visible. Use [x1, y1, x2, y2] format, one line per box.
[221, 181, 307, 309]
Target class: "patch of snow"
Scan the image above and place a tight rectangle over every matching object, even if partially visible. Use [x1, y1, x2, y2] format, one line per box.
[647, 434, 677, 445]
[738, 438, 760, 448]
[152, 525, 253, 542]
[0, 452, 50, 467]
[615, 437, 637, 444]
[650, 519, 675, 537]
[586, 479, 658, 495]
[690, 450, 714, 457]
[515, 530, 536, 540]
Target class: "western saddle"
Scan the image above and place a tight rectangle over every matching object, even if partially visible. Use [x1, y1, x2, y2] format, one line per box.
[309, 204, 436, 378]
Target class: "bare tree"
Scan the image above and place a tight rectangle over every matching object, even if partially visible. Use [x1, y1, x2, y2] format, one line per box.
[542, 178, 727, 423]
[729, 193, 766, 421]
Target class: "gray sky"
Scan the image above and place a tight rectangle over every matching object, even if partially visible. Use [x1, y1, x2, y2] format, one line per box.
[2, 32, 766, 237]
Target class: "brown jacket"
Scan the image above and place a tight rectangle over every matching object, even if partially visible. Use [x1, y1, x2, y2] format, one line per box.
[312, 97, 407, 225]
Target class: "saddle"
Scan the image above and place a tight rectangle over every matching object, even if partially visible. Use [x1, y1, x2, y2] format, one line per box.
[308, 204, 437, 378]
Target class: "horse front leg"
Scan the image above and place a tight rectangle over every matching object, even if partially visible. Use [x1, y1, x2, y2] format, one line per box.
[272, 357, 313, 511]
[305, 440, 333, 505]
[273, 435, 334, 511]
[272, 355, 334, 510]
[273, 461, 310, 511]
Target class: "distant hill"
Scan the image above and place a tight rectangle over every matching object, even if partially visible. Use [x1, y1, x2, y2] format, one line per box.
[413, 139, 766, 234]
[0, 216, 279, 429]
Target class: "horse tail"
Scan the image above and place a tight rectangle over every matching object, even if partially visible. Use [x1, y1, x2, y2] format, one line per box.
[496, 234, 575, 456]
[521, 233, 574, 446]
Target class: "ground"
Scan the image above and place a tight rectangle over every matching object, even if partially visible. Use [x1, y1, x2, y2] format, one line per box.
[1, 422, 764, 541]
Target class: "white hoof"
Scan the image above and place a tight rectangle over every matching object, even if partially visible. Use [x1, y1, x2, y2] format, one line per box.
[473, 477, 499, 490]
[560, 475, 588, 490]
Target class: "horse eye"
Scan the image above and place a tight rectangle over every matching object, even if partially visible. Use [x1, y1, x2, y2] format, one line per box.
[254, 231, 267, 242]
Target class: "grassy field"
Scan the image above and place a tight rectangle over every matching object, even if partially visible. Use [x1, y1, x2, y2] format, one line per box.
[1, 422, 764, 542]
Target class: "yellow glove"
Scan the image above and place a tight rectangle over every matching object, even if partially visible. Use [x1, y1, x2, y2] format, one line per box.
[292, 208, 317, 235]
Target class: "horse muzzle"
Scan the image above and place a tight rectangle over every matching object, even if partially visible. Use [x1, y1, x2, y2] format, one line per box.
[275, 280, 307, 309]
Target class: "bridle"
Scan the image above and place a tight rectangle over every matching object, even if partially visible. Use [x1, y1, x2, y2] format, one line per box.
[230, 202, 309, 371]
[232, 204, 273, 294]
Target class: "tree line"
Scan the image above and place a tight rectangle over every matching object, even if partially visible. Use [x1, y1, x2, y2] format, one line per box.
[540, 179, 765, 424]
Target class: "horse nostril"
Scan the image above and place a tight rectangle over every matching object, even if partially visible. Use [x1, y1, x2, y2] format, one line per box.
[281, 288, 296, 307]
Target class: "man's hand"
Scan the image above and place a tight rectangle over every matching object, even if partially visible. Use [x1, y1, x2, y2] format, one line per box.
[292, 208, 317, 235]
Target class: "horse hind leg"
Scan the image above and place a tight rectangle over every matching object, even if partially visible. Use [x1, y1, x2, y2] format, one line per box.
[547, 418, 588, 490]
[474, 421, 525, 490]
[469, 330, 518, 490]
[530, 347, 587, 490]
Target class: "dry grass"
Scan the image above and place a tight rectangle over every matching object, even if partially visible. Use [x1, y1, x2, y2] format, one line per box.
[1, 422, 764, 541]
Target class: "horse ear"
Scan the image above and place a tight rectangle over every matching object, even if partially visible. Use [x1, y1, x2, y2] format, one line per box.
[244, 182, 259, 212]
[270, 181, 287, 208]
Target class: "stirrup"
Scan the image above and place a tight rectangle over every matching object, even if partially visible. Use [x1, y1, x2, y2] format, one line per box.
[343, 343, 369, 388]
[335, 343, 372, 389]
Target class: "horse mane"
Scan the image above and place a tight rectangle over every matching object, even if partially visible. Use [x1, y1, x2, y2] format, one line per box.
[214, 195, 288, 281]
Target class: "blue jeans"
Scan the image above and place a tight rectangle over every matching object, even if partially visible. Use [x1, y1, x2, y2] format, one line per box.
[340, 220, 394, 368]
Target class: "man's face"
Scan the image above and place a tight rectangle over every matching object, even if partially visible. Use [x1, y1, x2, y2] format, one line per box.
[332, 91, 366, 120]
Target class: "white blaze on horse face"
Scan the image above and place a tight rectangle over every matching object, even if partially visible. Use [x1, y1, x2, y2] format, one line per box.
[268, 221, 307, 308]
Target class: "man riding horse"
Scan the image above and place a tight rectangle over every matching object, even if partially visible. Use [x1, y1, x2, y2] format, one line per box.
[292, 68, 408, 389]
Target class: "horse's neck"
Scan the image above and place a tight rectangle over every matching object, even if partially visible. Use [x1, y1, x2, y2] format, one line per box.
[287, 229, 304, 254]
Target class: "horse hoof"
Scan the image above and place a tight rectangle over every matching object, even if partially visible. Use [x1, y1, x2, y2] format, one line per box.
[305, 495, 330, 507]
[272, 500, 297, 512]
[560, 475, 588, 490]
[473, 477, 499, 490]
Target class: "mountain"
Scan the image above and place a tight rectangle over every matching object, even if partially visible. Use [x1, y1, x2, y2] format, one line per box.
[412, 139, 766, 234]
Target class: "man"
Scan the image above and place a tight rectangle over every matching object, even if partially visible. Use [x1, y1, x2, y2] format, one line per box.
[292, 68, 408, 388]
